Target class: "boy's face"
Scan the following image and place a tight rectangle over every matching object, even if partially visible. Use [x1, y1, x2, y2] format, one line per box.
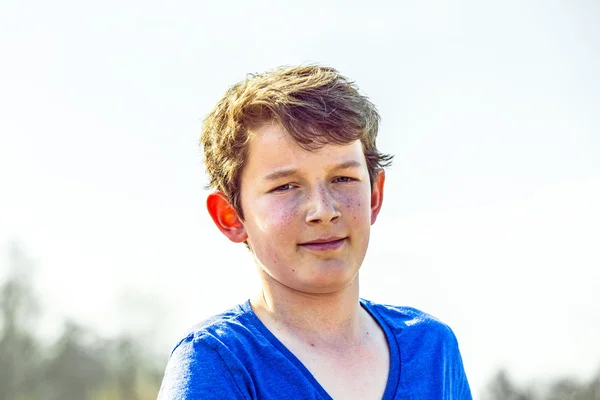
[210, 123, 385, 294]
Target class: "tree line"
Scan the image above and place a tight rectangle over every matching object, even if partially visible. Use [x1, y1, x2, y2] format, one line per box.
[0, 243, 164, 400]
[483, 369, 600, 400]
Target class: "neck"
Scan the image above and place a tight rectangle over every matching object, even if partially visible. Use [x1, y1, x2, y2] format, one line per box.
[250, 274, 367, 347]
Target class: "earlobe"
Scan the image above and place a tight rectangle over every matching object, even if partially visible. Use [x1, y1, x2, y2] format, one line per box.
[206, 192, 248, 243]
[370, 170, 385, 225]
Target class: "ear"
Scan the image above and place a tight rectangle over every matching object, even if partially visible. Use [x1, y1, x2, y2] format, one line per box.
[370, 169, 385, 225]
[206, 191, 248, 243]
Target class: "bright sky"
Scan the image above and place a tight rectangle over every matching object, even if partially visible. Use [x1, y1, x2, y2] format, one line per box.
[1, 0, 599, 396]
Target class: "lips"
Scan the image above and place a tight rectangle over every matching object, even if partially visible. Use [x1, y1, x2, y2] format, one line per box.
[299, 237, 347, 251]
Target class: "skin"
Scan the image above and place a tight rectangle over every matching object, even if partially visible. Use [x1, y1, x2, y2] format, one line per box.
[207, 122, 388, 399]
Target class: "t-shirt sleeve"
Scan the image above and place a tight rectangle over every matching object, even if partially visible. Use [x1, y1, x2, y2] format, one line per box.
[447, 328, 472, 399]
[157, 334, 251, 400]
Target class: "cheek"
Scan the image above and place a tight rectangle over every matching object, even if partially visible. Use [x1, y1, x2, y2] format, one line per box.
[248, 197, 301, 267]
[251, 196, 301, 238]
[335, 187, 371, 220]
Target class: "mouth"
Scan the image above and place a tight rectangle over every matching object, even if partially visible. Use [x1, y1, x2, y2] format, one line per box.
[298, 237, 347, 251]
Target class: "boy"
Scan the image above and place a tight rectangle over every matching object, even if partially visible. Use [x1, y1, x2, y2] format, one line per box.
[158, 65, 472, 399]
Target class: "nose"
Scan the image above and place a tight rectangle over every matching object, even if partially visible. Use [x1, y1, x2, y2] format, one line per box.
[305, 184, 341, 225]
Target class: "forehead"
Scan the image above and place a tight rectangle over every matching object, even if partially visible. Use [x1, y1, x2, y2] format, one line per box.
[244, 123, 366, 175]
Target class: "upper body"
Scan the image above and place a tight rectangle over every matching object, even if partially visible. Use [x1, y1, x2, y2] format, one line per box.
[157, 299, 471, 399]
[158, 65, 472, 399]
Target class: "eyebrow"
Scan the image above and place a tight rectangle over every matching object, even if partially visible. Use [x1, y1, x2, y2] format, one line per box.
[263, 160, 363, 181]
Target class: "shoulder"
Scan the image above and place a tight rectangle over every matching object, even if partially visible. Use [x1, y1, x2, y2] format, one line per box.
[168, 301, 260, 362]
[362, 300, 472, 397]
[361, 299, 459, 345]
[158, 302, 256, 399]
[177, 303, 248, 344]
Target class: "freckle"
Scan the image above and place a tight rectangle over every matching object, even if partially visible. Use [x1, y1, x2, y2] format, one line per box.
[310, 343, 315, 347]
[292, 269, 295, 272]
[366, 331, 370, 335]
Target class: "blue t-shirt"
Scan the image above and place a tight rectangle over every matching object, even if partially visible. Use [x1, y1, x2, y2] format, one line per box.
[158, 299, 472, 399]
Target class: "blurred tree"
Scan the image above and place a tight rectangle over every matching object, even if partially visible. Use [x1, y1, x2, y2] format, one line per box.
[547, 378, 580, 400]
[481, 368, 600, 400]
[0, 243, 42, 400]
[42, 321, 110, 400]
[0, 241, 164, 399]
[483, 369, 533, 400]
[577, 372, 600, 400]
[115, 336, 138, 400]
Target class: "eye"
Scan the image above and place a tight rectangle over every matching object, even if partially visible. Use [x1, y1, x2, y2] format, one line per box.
[272, 183, 295, 192]
[333, 176, 356, 183]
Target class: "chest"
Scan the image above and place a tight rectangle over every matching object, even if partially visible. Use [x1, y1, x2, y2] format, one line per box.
[288, 337, 391, 400]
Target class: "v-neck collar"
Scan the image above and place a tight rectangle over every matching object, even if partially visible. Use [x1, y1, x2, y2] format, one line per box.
[240, 299, 401, 400]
